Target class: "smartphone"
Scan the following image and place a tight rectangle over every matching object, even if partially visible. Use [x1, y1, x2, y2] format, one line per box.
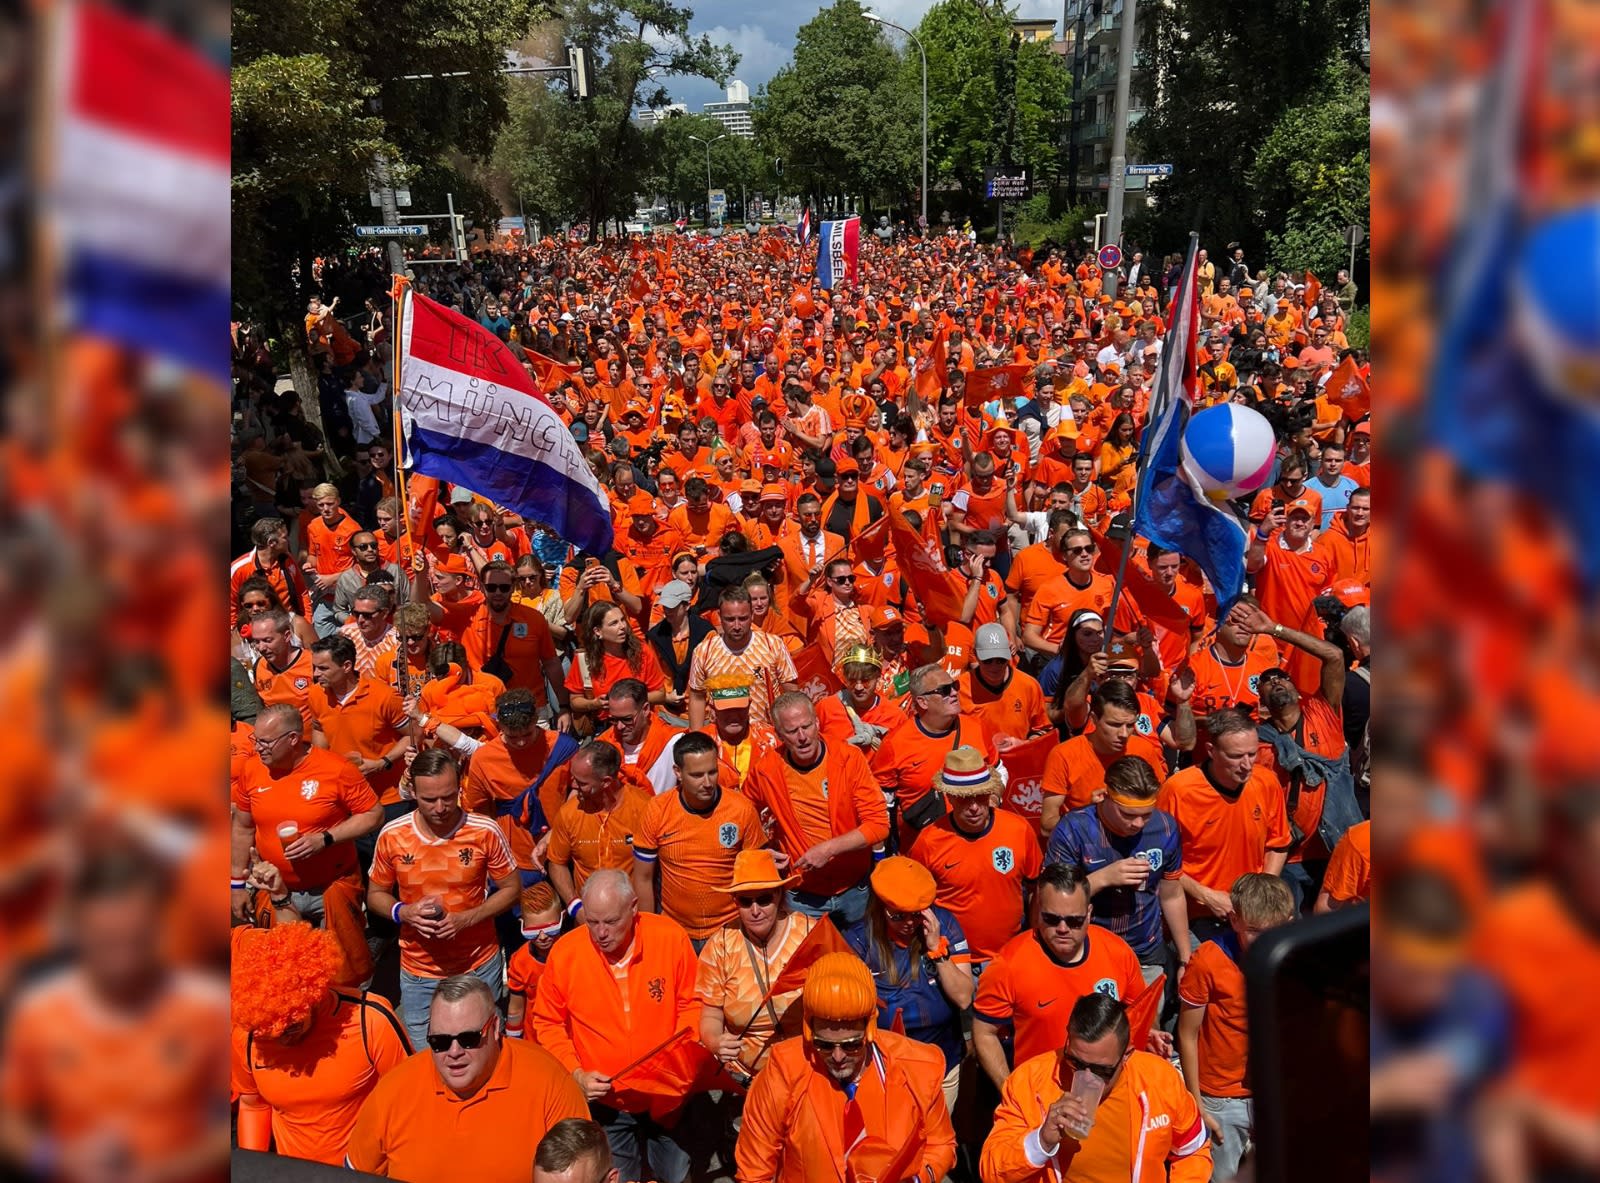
[1245, 904, 1369, 1183]
[583, 557, 598, 571]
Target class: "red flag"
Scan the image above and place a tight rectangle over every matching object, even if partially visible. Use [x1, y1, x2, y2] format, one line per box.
[1303, 270, 1322, 311]
[1089, 527, 1190, 636]
[965, 364, 1030, 409]
[848, 513, 891, 563]
[597, 255, 620, 275]
[792, 643, 844, 703]
[996, 733, 1056, 826]
[1323, 355, 1370, 421]
[527, 349, 577, 390]
[888, 505, 967, 624]
[1127, 972, 1166, 1051]
[628, 271, 650, 301]
[767, 916, 852, 996]
[914, 325, 949, 401]
[889, 1008, 906, 1036]
[609, 1029, 739, 1113]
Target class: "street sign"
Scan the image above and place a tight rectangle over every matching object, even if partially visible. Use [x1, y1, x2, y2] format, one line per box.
[708, 188, 727, 211]
[1342, 225, 1365, 246]
[354, 224, 426, 238]
[983, 168, 1032, 200]
[1097, 243, 1123, 270]
[1125, 163, 1174, 178]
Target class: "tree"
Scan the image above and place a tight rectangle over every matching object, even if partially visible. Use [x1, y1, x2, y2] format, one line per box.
[644, 114, 760, 221]
[754, 0, 918, 214]
[495, 0, 737, 239]
[1126, 0, 1368, 256]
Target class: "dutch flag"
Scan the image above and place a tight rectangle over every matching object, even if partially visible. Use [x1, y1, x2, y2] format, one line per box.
[797, 207, 812, 248]
[815, 217, 859, 292]
[50, 3, 230, 382]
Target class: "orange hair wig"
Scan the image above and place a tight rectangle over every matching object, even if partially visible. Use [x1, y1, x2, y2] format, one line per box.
[231, 922, 340, 1038]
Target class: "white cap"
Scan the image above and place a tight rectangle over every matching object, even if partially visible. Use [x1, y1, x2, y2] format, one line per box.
[657, 580, 694, 609]
[973, 623, 1012, 661]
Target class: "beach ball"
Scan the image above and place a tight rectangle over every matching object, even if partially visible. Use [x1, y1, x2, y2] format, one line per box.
[1180, 404, 1276, 502]
[1513, 203, 1600, 401]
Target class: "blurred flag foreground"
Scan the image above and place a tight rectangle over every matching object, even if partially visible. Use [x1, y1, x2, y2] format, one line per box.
[49, 1, 230, 381]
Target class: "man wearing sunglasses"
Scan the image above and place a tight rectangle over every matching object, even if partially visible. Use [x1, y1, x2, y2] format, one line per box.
[346, 975, 588, 1183]
[333, 532, 410, 621]
[981, 992, 1211, 1183]
[337, 584, 400, 678]
[874, 663, 1000, 850]
[460, 559, 570, 729]
[1021, 529, 1139, 668]
[974, 863, 1148, 1093]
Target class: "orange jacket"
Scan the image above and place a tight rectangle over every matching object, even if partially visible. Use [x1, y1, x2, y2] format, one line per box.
[735, 1031, 956, 1183]
[743, 741, 890, 898]
[981, 1050, 1213, 1183]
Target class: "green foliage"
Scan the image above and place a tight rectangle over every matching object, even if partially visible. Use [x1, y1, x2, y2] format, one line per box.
[753, 0, 918, 210]
[1345, 307, 1369, 348]
[1010, 195, 1099, 251]
[643, 114, 763, 219]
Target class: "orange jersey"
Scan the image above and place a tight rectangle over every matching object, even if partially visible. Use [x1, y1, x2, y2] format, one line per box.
[530, 913, 702, 1088]
[2, 968, 228, 1176]
[908, 809, 1044, 961]
[546, 784, 654, 893]
[230, 990, 411, 1165]
[1004, 542, 1069, 605]
[1321, 819, 1371, 904]
[345, 1039, 589, 1181]
[959, 667, 1051, 740]
[461, 731, 565, 872]
[232, 747, 378, 891]
[1186, 639, 1280, 720]
[1022, 571, 1140, 648]
[368, 812, 516, 978]
[1178, 937, 1252, 1097]
[1254, 533, 1337, 693]
[975, 927, 1145, 1065]
[1156, 766, 1292, 915]
[459, 604, 558, 704]
[308, 676, 409, 805]
[253, 649, 316, 731]
[634, 787, 766, 939]
[305, 511, 362, 578]
[744, 742, 890, 899]
[872, 716, 998, 813]
[1255, 693, 1344, 862]
[1041, 734, 1170, 812]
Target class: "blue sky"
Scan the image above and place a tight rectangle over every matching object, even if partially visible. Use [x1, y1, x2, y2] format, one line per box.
[664, 0, 1066, 110]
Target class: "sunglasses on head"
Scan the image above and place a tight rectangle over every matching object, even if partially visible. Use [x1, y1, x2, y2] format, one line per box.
[1040, 910, 1090, 930]
[425, 1015, 495, 1053]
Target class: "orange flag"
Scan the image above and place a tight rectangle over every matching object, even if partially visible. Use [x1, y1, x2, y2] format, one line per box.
[403, 473, 442, 560]
[1303, 271, 1321, 310]
[527, 349, 577, 390]
[848, 512, 891, 563]
[888, 504, 967, 623]
[914, 325, 949, 402]
[791, 642, 844, 704]
[996, 732, 1056, 826]
[1127, 972, 1166, 1051]
[628, 271, 650, 301]
[1323, 354, 1370, 421]
[609, 1029, 739, 1113]
[1089, 526, 1190, 636]
[767, 916, 853, 996]
[966, 363, 1030, 409]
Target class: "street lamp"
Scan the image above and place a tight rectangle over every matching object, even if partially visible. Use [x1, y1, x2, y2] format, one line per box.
[863, 11, 927, 229]
[688, 132, 728, 229]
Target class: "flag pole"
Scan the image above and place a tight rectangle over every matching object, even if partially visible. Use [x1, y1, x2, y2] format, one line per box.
[390, 274, 413, 703]
[1102, 231, 1199, 651]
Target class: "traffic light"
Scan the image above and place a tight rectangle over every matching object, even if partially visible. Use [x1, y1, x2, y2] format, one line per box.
[452, 214, 468, 262]
[773, 157, 783, 177]
[568, 46, 594, 100]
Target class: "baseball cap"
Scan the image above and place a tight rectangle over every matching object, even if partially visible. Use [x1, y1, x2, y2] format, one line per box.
[1284, 497, 1316, 517]
[759, 483, 787, 503]
[835, 459, 861, 476]
[868, 605, 904, 630]
[1106, 637, 1140, 668]
[1324, 579, 1370, 608]
[973, 623, 1011, 661]
[1352, 421, 1371, 435]
[569, 422, 590, 443]
[449, 487, 475, 505]
[657, 580, 694, 609]
[626, 491, 656, 515]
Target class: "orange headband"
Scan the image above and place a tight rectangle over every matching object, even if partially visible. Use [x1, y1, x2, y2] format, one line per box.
[1104, 790, 1158, 810]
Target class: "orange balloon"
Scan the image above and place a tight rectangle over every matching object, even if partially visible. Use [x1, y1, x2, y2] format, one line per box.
[792, 292, 816, 319]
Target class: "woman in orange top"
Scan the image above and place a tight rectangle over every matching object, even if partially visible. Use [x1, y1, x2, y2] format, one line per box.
[1097, 413, 1140, 499]
[565, 601, 668, 729]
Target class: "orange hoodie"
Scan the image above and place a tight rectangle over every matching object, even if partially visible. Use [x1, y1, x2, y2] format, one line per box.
[1314, 511, 1372, 585]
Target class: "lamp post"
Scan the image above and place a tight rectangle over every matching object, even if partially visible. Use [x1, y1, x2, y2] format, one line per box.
[864, 11, 927, 229]
[688, 132, 728, 229]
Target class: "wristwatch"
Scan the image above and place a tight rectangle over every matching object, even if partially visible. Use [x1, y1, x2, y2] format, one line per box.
[321, 831, 335, 848]
[380, 755, 393, 771]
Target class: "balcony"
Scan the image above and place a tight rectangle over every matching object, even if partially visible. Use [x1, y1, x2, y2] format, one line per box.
[1079, 119, 1112, 141]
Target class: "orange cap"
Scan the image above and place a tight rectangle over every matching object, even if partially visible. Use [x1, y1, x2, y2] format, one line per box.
[1284, 497, 1316, 517]
[869, 857, 937, 912]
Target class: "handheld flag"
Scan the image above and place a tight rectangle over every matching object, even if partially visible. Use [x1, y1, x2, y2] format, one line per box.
[1302, 270, 1321, 311]
[966, 364, 1031, 410]
[996, 732, 1056, 825]
[766, 916, 852, 996]
[798, 207, 813, 249]
[791, 643, 845, 703]
[398, 289, 614, 556]
[914, 324, 949, 402]
[887, 505, 968, 624]
[1322, 355, 1370, 421]
[1127, 972, 1166, 1051]
[51, 2, 230, 381]
[816, 218, 860, 290]
[1130, 235, 1249, 611]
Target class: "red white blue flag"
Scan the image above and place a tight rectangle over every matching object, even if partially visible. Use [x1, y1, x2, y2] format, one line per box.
[398, 288, 615, 556]
[816, 217, 859, 291]
[51, 3, 230, 381]
[797, 207, 812, 248]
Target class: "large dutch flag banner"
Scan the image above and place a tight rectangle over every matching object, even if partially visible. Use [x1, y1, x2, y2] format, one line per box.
[398, 287, 615, 556]
[51, 3, 230, 382]
[816, 217, 859, 291]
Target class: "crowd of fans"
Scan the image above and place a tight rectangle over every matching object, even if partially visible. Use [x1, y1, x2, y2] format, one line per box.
[225, 226, 1378, 1183]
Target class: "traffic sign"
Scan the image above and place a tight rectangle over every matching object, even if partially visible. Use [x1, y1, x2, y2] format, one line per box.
[1097, 244, 1123, 270]
[1342, 225, 1365, 246]
[354, 224, 426, 238]
[983, 168, 1032, 200]
[1125, 163, 1174, 178]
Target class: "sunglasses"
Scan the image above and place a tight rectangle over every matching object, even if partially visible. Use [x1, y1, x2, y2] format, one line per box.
[1066, 1052, 1120, 1082]
[351, 609, 383, 620]
[399, 633, 429, 643]
[483, 584, 513, 593]
[426, 1015, 495, 1053]
[832, 574, 856, 584]
[921, 683, 959, 698]
[735, 892, 777, 908]
[1040, 911, 1090, 930]
[886, 909, 921, 924]
[352, 541, 379, 550]
[1064, 545, 1095, 556]
[516, 574, 539, 584]
[811, 1035, 866, 1054]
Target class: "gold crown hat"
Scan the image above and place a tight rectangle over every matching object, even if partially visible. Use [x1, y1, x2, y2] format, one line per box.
[836, 644, 884, 671]
[703, 670, 753, 710]
[936, 744, 1003, 798]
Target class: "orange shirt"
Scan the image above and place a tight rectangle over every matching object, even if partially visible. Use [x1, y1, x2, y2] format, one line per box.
[1255, 533, 1336, 693]
[530, 913, 702, 1091]
[1321, 819, 1370, 904]
[506, 942, 552, 1008]
[305, 511, 362, 579]
[1022, 571, 1139, 648]
[744, 742, 890, 899]
[432, 589, 487, 646]
[1472, 882, 1600, 1114]
[253, 649, 316, 731]
[230, 990, 411, 1165]
[1004, 542, 1068, 605]
[564, 648, 667, 712]
[2, 968, 229, 1176]
[308, 676, 409, 805]
[547, 784, 654, 893]
[634, 787, 766, 939]
[1156, 766, 1292, 916]
[1178, 938, 1251, 1096]
[1255, 693, 1344, 862]
[908, 810, 1044, 961]
[344, 1039, 589, 1183]
[459, 603, 557, 705]
[959, 667, 1051, 741]
[232, 747, 378, 891]
[368, 812, 516, 978]
[1041, 734, 1170, 812]
[1186, 639, 1280, 720]
[666, 502, 736, 554]
[462, 732, 565, 872]
[872, 715, 998, 811]
[694, 912, 823, 1071]
[974, 928, 1145, 1065]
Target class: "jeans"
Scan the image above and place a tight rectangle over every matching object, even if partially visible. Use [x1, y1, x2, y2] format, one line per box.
[1280, 859, 1327, 915]
[398, 949, 505, 1050]
[788, 881, 869, 929]
[311, 597, 343, 638]
[591, 1102, 690, 1183]
[1201, 1094, 1252, 1182]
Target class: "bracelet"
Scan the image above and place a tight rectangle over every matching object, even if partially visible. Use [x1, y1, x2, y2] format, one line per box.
[230, 879, 247, 890]
[270, 895, 292, 908]
[391, 902, 403, 925]
[380, 755, 393, 770]
[566, 897, 583, 919]
[1272, 623, 1283, 638]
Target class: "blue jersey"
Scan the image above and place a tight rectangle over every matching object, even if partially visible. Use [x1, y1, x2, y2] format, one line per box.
[1047, 804, 1182, 958]
[843, 905, 970, 1071]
